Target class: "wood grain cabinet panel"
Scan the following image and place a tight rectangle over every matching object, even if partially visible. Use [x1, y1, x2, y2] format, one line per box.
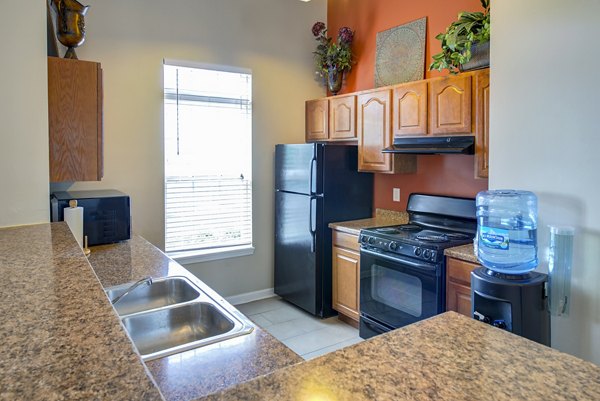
[474, 69, 490, 178]
[48, 57, 103, 182]
[447, 281, 473, 317]
[332, 245, 360, 322]
[357, 89, 393, 172]
[357, 89, 417, 174]
[446, 256, 480, 317]
[429, 75, 472, 135]
[305, 99, 329, 142]
[329, 95, 357, 140]
[393, 81, 428, 137]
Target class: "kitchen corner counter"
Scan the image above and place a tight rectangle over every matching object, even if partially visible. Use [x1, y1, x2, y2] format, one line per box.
[88, 235, 302, 401]
[202, 312, 600, 401]
[328, 209, 409, 235]
[444, 243, 479, 264]
[0, 223, 163, 400]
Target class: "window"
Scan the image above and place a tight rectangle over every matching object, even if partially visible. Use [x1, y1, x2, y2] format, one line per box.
[163, 60, 252, 262]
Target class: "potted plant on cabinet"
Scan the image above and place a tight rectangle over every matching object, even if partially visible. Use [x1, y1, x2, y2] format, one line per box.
[430, 0, 490, 74]
[312, 22, 355, 95]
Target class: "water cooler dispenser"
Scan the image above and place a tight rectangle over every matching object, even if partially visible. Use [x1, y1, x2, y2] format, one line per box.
[471, 268, 550, 345]
[471, 190, 551, 345]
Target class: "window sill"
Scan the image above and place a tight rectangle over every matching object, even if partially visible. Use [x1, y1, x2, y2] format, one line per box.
[169, 245, 255, 265]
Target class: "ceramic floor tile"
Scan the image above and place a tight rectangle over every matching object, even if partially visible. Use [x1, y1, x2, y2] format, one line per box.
[259, 304, 309, 324]
[235, 297, 283, 316]
[281, 324, 360, 356]
[301, 337, 364, 360]
[265, 317, 324, 341]
[248, 314, 274, 328]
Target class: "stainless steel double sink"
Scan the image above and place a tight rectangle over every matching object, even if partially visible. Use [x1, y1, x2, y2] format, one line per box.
[106, 276, 254, 361]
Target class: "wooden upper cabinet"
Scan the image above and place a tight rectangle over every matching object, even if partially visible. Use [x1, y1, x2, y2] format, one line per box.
[429, 74, 472, 135]
[48, 57, 103, 182]
[305, 98, 329, 142]
[357, 89, 393, 172]
[393, 81, 428, 137]
[329, 95, 357, 140]
[474, 69, 490, 178]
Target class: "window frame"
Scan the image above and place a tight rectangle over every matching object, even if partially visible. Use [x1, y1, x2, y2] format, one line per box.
[162, 59, 254, 264]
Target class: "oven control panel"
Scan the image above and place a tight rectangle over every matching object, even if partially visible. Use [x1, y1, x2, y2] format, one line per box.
[359, 234, 439, 262]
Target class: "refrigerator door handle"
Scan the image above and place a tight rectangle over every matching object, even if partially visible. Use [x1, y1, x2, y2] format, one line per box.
[309, 196, 317, 253]
[309, 156, 317, 195]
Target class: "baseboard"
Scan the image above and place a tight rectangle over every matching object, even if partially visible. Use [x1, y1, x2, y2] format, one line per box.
[226, 288, 276, 306]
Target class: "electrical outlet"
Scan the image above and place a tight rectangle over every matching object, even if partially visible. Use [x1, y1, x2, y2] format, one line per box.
[393, 188, 401, 202]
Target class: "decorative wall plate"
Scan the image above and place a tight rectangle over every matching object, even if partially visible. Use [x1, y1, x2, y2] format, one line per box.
[375, 17, 426, 87]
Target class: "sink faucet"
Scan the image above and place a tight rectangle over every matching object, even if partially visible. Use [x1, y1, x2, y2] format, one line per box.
[111, 276, 153, 305]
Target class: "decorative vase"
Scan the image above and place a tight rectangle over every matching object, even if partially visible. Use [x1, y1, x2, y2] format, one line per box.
[51, 0, 90, 60]
[327, 68, 343, 95]
[459, 41, 490, 72]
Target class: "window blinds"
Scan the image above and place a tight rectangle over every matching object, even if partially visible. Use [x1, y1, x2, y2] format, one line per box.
[163, 63, 252, 253]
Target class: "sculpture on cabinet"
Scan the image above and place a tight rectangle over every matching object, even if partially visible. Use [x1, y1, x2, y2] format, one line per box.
[51, 0, 89, 59]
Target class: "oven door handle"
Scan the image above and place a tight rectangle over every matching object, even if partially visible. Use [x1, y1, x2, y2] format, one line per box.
[360, 247, 437, 272]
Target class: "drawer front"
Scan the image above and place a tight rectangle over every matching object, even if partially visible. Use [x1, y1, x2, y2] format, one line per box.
[447, 257, 479, 286]
[332, 230, 360, 252]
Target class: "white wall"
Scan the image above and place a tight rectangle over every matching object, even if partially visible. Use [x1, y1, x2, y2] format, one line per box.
[0, 0, 49, 227]
[52, 0, 327, 296]
[491, 0, 600, 364]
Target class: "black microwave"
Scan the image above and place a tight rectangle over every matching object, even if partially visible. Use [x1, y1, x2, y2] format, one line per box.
[50, 189, 131, 246]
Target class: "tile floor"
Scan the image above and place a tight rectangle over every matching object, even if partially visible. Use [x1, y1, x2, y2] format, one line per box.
[236, 297, 363, 360]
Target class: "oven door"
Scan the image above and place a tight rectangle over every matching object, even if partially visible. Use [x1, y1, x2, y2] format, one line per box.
[360, 247, 443, 330]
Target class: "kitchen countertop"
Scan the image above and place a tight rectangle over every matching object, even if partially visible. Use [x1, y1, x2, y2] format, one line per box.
[3, 223, 599, 401]
[444, 243, 479, 264]
[0, 223, 163, 400]
[328, 208, 409, 235]
[88, 235, 302, 401]
[202, 311, 600, 401]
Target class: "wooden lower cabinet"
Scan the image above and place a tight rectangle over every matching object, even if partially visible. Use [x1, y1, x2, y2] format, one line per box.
[446, 257, 480, 318]
[447, 280, 473, 317]
[332, 230, 361, 324]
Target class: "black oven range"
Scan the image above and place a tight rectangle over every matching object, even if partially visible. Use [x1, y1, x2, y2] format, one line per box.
[359, 193, 477, 339]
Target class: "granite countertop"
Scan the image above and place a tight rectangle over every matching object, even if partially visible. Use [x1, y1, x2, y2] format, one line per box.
[0, 223, 163, 400]
[88, 235, 302, 401]
[328, 208, 409, 235]
[202, 312, 600, 401]
[445, 243, 479, 264]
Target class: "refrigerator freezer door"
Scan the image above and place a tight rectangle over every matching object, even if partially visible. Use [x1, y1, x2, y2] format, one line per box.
[275, 144, 321, 195]
[274, 190, 323, 315]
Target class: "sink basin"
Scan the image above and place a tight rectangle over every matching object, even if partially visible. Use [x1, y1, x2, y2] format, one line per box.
[106, 276, 200, 316]
[108, 275, 254, 361]
[122, 302, 233, 357]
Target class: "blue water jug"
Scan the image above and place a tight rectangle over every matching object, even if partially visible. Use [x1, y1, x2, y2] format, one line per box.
[476, 190, 538, 274]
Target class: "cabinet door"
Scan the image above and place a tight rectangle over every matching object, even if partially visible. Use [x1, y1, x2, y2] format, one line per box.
[474, 69, 490, 178]
[305, 99, 329, 142]
[332, 245, 360, 322]
[446, 257, 480, 317]
[329, 95, 357, 140]
[48, 57, 103, 182]
[446, 281, 473, 318]
[393, 81, 428, 137]
[429, 75, 472, 135]
[357, 89, 393, 172]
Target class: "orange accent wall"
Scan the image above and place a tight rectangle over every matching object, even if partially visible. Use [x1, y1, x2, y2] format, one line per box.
[327, 0, 489, 211]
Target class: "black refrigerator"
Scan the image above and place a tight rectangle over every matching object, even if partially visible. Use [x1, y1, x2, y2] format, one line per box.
[274, 143, 373, 317]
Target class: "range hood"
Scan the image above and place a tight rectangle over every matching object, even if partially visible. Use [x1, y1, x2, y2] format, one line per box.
[382, 136, 475, 155]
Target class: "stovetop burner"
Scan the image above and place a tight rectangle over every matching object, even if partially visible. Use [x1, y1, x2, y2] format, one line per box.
[416, 233, 449, 243]
[375, 227, 401, 234]
[397, 224, 420, 231]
